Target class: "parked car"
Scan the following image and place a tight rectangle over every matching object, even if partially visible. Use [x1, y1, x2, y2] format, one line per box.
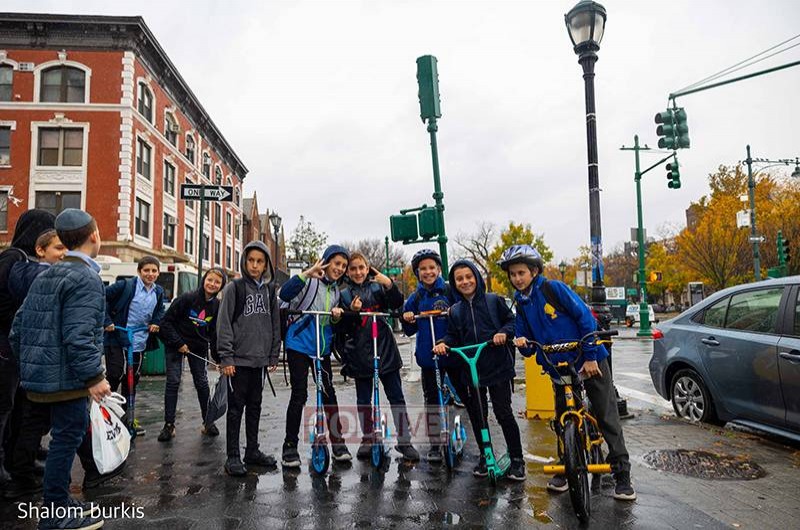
[625, 304, 657, 327]
[649, 276, 800, 441]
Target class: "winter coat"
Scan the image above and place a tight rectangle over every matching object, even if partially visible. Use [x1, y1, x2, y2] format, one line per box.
[441, 260, 516, 387]
[338, 277, 404, 379]
[10, 254, 106, 402]
[401, 276, 458, 368]
[8, 259, 49, 307]
[159, 268, 226, 363]
[515, 274, 608, 378]
[103, 276, 165, 349]
[216, 241, 281, 368]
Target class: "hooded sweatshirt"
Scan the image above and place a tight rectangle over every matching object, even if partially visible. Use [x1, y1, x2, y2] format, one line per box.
[441, 259, 516, 387]
[401, 276, 458, 369]
[159, 267, 227, 362]
[279, 244, 349, 358]
[216, 241, 280, 368]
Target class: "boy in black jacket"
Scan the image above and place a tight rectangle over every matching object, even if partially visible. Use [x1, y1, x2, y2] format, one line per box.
[432, 260, 525, 481]
[158, 267, 226, 442]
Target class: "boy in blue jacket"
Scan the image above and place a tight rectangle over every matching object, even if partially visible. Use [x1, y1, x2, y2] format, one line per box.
[500, 244, 635, 500]
[432, 259, 525, 481]
[279, 245, 352, 467]
[10, 208, 110, 529]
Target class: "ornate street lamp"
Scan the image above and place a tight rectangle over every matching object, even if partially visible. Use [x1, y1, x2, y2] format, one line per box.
[268, 212, 282, 272]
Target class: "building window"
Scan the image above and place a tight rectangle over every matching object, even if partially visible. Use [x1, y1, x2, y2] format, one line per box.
[136, 138, 151, 179]
[163, 213, 176, 248]
[164, 112, 178, 146]
[135, 198, 150, 238]
[185, 135, 195, 165]
[184, 225, 194, 256]
[214, 203, 221, 228]
[137, 82, 153, 123]
[235, 218, 241, 240]
[202, 152, 210, 178]
[40, 66, 85, 103]
[35, 191, 81, 216]
[202, 235, 210, 261]
[163, 161, 176, 196]
[214, 240, 221, 265]
[235, 250, 240, 268]
[234, 186, 240, 207]
[226, 245, 232, 270]
[226, 212, 233, 235]
[38, 128, 83, 167]
[0, 66, 12, 102]
[0, 190, 8, 231]
[214, 167, 222, 185]
[0, 127, 10, 165]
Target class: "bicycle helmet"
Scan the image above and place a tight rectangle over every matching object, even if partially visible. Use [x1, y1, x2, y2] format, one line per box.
[411, 249, 442, 274]
[497, 244, 543, 272]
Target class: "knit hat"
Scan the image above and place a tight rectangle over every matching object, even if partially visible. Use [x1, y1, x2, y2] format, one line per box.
[55, 208, 94, 232]
[10, 209, 56, 256]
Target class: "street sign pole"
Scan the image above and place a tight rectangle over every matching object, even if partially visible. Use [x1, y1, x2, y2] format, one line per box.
[745, 145, 761, 281]
[197, 184, 205, 283]
[631, 135, 652, 337]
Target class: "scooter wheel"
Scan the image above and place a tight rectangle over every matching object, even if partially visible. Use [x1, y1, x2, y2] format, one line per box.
[444, 433, 456, 470]
[311, 443, 329, 475]
[488, 469, 498, 487]
[371, 442, 385, 469]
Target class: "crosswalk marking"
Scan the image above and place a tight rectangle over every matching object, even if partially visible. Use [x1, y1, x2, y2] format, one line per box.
[615, 384, 672, 410]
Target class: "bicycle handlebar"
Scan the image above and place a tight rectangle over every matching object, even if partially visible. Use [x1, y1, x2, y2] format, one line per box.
[522, 329, 618, 354]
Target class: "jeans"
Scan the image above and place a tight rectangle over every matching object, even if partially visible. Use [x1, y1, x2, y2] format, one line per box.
[284, 350, 343, 445]
[420, 365, 472, 445]
[43, 398, 90, 506]
[354, 370, 411, 444]
[226, 366, 265, 458]
[164, 349, 210, 425]
[0, 347, 18, 466]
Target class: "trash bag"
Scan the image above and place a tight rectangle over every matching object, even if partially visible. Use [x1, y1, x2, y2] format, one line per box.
[90, 393, 131, 474]
[205, 374, 230, 426]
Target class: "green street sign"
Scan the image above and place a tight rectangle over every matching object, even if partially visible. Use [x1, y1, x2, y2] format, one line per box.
[626, 288, 638, 296]
[383, 267, 402, 276]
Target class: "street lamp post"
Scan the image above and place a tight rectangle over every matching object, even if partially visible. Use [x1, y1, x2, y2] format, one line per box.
[268, 212, 282, 275]
[559, 260, 567, 282]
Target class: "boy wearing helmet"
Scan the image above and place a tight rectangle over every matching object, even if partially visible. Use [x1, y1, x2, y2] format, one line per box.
[500, 244, 635, 500]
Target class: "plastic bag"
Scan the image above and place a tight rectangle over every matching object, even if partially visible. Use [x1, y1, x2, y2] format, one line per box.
[205, 374, 231, 426]
[90, 393, 131, 474]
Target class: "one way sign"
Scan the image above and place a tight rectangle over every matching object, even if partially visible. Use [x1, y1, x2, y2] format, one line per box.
[180, 184, 233, 202]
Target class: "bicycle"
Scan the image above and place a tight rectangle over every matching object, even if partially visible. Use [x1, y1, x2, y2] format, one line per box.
[520, 329, 618, 523]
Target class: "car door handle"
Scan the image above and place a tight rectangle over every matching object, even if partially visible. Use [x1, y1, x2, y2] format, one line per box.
[701, 337, 720, 346]
[779, 350, 800, 363]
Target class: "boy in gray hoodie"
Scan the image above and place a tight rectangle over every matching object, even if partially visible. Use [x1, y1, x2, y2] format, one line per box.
[216, 241, 280, 476]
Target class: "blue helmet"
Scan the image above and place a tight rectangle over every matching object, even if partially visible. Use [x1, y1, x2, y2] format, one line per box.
[411, 249, 442, 274]
[498, 244, 543, 272]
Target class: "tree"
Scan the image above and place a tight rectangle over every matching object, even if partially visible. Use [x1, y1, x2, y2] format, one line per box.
[288, 215, 328, 264]
[488, 222, 553, 295]
[340, 238, 406, 271]
[454, 222, 497, 292]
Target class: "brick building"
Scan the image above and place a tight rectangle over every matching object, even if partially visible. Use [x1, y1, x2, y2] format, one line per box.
[0, 13, 246, 276]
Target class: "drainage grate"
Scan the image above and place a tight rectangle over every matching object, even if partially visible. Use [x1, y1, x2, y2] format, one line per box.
[643, 449, 766, 480]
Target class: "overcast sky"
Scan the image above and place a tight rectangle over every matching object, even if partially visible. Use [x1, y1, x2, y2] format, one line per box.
[9, 0, 800, 263]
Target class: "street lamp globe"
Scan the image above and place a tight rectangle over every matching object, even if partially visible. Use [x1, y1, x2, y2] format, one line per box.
[565, 0, 607, 55]
[268, 212, 282, 232]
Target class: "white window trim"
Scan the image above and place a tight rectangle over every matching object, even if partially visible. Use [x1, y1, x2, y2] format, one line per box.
[162, 212, 177, 250]
[0, 120, 16, 168]
[164, 108, 179, 147]
[135, 77, 156, 124]
[133, 196, 153, 247]
[163, 157, 177, 198]
[135, 133, 153, 182]
[28, 119, 89, 210]
[33, 59, 91, 104]
[184, 131, 197, 167]
[214, 236, 223, 267]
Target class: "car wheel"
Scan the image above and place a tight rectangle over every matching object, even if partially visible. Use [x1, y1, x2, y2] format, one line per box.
[670, 369, 722, 425]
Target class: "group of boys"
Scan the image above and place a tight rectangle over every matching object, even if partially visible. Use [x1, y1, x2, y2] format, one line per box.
[1, 207, 634, 530]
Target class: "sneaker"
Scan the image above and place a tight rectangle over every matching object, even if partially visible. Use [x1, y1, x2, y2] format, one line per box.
[224, 457, 247, 477]
[473, 457, 488, 478]
[547, 474, 569, 493]
[157, 423, 175, 442]
[426, 446, 443, 463]
[37, 513, 104, 530]
[357, 439, 372, 460]
[395, 444, 420, 462]
[508, 458, 526, 481]
[331, 444, 352, 462]
[244, 449, 277, 467]
[3, 475, 43, 499]
[202, 423, 220, 437]
[613, 470, 636, 500]
[67, 497, 101, 517]
[132, 418, 146, 436]
[83, 461, 126, 490]
[281, 442, 301, 468]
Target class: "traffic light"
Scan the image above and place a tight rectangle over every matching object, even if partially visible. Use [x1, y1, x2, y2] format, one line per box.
[655, 107, 690, 150]
[416, 55, 441, 122]
[390, 214, 418, 243]
[418, 207, 439, 238]
[778, 230, 791, 265]
[666, 159, 681, 189]
[674, 107, 690, 148]
[784, 239, 791, 264]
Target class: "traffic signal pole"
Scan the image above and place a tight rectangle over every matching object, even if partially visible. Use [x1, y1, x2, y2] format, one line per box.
[744, 145, 762, 281]
[197, 184, 206, 283]
[427, 115, 449, 273]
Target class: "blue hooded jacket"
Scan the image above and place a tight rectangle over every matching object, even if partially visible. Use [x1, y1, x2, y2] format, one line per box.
[514, 274, 608, 378]
[402, 276, 457, 368]
[441, 260, 516, 386]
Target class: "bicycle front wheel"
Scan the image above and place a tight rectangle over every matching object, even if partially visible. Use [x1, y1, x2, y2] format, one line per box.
[563, 418, 591, 523]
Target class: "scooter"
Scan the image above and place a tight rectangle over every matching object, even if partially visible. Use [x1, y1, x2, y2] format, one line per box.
[448, 341, 510, 486]
[361, 311, 391, 469]
[113, 325, 149, 439]
[416, 310, 466, 470]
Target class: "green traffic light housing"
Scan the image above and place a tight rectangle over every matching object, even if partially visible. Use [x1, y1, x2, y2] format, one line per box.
[655, 107, 690, 150]
[666, 159, 681, 189]
[674, 108, 690, 149]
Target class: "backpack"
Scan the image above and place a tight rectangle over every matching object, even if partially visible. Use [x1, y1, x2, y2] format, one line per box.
[541, 279, 568, 316]
[277, 278, 319, 342]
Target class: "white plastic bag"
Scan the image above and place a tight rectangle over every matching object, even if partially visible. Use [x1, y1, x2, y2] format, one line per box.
[90, 393, 131, 474]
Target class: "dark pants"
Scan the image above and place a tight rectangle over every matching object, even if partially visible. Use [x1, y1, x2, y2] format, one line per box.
[553, 358, 630, 473]
[164, 349, 210, 425]
[43, 398, 90, 506]
[226, 366, 265, 458]
[105, 344, 143, 409]
[0, 347, 19, 466]
[354, 370, 411, 444]
[472, 380, 523, 460]
[420, 365, 474, 445]
[284, 350, 343, 445]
